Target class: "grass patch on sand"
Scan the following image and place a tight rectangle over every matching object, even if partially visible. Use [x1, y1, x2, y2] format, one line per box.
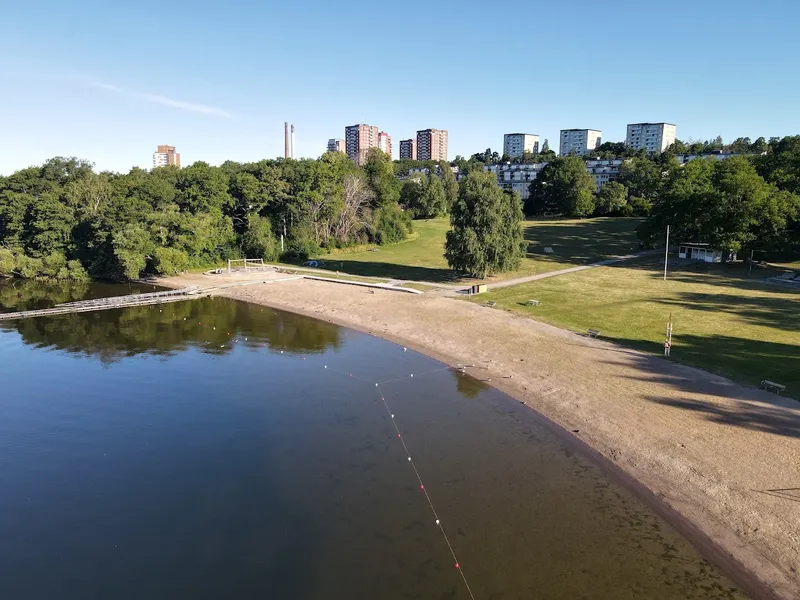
[471, 259, 800, 391]
[310, 217, 643, 283]
[398, 282, 437, 292]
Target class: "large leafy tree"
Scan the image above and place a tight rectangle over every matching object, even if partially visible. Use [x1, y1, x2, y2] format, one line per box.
[526, 156, 595, 217]
[445, 171, 525, 278]
[595, 181, 628, 216]
[363, 148, 400, 207]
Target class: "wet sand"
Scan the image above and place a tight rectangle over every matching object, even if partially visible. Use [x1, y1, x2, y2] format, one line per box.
[160, 272, 800, 599]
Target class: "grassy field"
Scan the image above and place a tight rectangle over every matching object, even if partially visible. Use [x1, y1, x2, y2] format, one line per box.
[309, 217, 643, 283]
[471, 259, 800, 390]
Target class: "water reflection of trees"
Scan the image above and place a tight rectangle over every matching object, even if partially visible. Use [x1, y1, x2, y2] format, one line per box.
[453, 370, 490, 399]
[1, 282, 342, 362]
[0, 279, 159, 312]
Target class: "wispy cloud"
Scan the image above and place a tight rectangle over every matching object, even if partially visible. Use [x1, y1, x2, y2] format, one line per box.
[87, 81, 233, 119]
[138, 93, 233, 118]
[88, 82, 122, 92]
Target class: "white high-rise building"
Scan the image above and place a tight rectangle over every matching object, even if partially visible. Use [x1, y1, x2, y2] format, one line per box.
[503, 133, 539, 158]
[152, 145, 180, 168]
[559, 129, 602, 156]
[625, 123, 677, 153]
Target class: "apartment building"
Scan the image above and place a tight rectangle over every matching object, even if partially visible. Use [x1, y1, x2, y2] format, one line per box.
[559, 129, 602, 156]
[152, 145, 180, 168]
[584, 159, 624, 191]
[503, 133, 540, 158]
[327, 138, 346, 153]
[378, 131, 392, 157]
[399, 139, 417, 160]
[625, 122, 676, 153]
[485, 163, 546, 199]
[416, 128, 448, 161]
[485, 159, 624, 200]
[345, 124, 380, 165]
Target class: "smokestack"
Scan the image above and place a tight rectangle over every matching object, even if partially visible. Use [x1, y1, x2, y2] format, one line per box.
[284, 122, 289, 159]
[291, 124, 296, 159]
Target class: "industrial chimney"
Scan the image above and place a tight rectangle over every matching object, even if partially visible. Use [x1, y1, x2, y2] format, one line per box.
[291, 124, 296, 159]
[284, 122, 289, 159]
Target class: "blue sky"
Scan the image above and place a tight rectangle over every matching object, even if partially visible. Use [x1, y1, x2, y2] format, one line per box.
[1, 0, 798, 174]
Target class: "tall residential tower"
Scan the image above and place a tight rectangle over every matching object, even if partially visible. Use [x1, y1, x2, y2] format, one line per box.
[153, 145, 180, 168]
[625, 123, 676, 153]
[559, 129, 602, 156]
[327, 138, 346, 153]
[416, 128, 448, 161]
[378, 131, 392, 157]
[345, 124, 380, 165]
[399, 139, 417, 160]
[503, 133, 539, 158]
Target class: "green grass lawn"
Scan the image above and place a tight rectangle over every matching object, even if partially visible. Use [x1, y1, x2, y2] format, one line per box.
[398, 282, 438, 292]
[308, 217, 643, 283]
[471, 259, 800, 391]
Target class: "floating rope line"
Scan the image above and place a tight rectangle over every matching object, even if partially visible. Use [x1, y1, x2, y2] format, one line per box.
[209, 336, 478, 597]
[375, 381, 477, 600]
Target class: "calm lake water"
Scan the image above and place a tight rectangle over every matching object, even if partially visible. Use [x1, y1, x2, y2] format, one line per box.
[0, 280, 748, 599]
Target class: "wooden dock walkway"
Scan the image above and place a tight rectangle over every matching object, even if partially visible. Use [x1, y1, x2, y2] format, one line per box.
[0, 286, 204, 321]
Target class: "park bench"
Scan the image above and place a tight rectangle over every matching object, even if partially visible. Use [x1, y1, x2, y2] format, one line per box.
[587, 329, 601, 338]
[761, 380, 786, 395]
[526, 299, 541, 306]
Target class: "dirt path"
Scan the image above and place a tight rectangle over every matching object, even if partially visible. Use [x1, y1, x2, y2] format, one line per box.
[163, 273, 800, 599]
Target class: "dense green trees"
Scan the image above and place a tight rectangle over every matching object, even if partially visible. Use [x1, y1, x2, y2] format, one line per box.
[594, 181, 629, 216]
[638, 156, 800, 255]
[526, 157, 596, 217]
[445, 171, 525, 278]
[401, 171, 448, 219]
[0, 153, 412, 281]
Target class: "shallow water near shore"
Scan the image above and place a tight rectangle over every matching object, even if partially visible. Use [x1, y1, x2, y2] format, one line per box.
[0, 281, 749, 599]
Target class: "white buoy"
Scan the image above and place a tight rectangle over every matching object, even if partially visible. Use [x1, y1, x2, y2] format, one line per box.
[375, 383, 378, 387]
[324, 366, 327, 369]
[410, 374, 414, 378]
[408, 457, 411, 461]
[435, 519, 440, 525]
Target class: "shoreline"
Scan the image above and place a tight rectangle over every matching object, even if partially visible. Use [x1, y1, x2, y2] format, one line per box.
[160, 273, 800, 599]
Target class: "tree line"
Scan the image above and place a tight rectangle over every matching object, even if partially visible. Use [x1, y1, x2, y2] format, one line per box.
[525, 136, 800, 257]
[2, 134, 798, 282]
[0, 148, 412, 280]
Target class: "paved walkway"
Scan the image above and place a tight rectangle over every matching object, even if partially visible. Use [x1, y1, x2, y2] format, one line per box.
[480, 249, 661, 291]
[264, 250, 660, 296]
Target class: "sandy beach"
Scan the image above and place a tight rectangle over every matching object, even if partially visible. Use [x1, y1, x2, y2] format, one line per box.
[161, 272, 800, 599]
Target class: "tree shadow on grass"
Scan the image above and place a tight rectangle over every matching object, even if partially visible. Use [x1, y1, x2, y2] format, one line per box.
[609, 255, 800, 293]
[303, 259, 461, 283]
[589, 333, 800, 438]
[653, 292, 800, 333]
[609, 333, 800, 394]
[523, 218, 642, 263]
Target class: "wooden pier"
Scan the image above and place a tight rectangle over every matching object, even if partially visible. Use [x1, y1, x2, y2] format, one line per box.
[0, 287, 204, 321]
